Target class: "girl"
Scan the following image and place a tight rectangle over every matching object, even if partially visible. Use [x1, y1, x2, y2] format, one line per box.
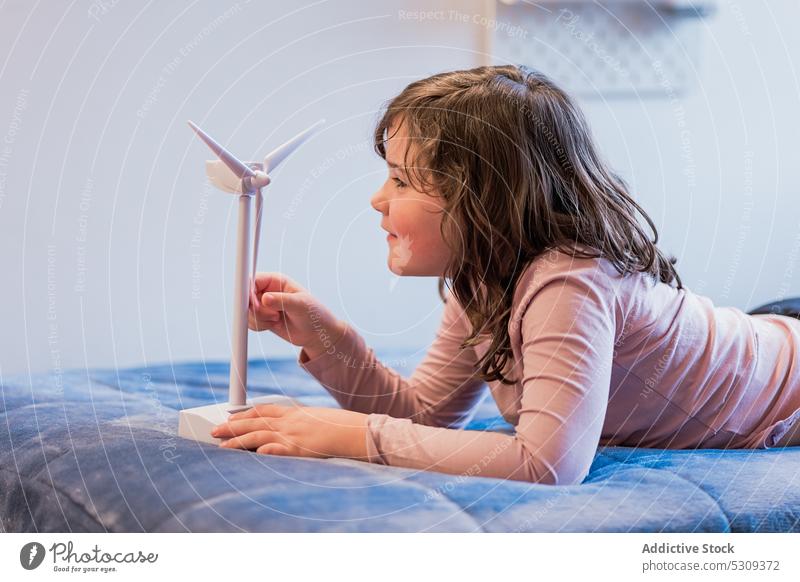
[210, 65, 800, 486]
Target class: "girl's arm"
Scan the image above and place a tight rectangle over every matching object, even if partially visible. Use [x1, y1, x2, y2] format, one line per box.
[297, 294, 488, 429]
[360, 267, 617, 486]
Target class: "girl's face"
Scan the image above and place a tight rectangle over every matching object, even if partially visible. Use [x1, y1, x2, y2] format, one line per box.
[370, 120, 452, 277]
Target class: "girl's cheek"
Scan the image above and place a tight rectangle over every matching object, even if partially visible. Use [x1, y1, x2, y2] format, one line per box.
[388, 215, 409, 238]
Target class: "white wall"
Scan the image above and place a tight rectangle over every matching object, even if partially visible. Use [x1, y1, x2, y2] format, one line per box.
[1, 0, 798, 378]
[576, 1, 800, 310]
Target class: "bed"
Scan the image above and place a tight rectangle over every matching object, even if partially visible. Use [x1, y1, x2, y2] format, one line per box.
[2, 344, 799, 533]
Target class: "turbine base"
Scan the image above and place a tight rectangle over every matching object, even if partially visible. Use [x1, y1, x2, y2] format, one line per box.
[178, 395, 304, 445]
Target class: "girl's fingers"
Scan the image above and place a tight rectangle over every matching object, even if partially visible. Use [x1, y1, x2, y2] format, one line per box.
[212, 417, 278, 438]
[248, 315, 278, 332]
[261, 291, 305, 313]
[257, 305, 282, 320]
[255, 312, 281, 324]
[247, 301, 282, 331]
[220, 430, 277, 450]
[253, 272, 305, 295]
[249, 293, 280, 318]
[269, 272, 304, 293]
[253, 272, 278, 295]
[256, 442, 291, 456]
[228, 403, 289, 421]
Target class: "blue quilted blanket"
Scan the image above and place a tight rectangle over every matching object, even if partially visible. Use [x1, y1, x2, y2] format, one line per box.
[2, 352, 799, 532]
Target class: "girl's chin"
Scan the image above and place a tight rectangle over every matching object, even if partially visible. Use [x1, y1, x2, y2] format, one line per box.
[388, 262, 442, 277]
[388, 263, 407, 276]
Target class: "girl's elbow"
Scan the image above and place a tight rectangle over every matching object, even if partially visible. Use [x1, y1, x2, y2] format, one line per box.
[525, 467, 586, 487]
[547, 461, 590, 486]
[517, 447, 590, 486]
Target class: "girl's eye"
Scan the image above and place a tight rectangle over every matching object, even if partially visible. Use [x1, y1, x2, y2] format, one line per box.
[392, 177, 407, 189]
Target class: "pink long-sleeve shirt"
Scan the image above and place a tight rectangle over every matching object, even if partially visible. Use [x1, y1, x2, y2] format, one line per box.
[297, 246, 800, 485]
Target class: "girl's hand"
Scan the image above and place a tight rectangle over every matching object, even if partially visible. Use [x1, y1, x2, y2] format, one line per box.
[248, 272, 347, 357]
[210, 403, 369, 460]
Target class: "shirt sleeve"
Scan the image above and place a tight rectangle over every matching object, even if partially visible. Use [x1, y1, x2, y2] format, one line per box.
[363, 266, 617, 486]
[297, 294, 488, 429]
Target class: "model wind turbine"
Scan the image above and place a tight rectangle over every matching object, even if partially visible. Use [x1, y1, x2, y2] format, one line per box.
[178, 118, 325, 445]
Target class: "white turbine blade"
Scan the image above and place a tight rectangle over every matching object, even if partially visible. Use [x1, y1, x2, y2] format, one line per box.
[188, 120, 255, 179]
[205, 160, 244, 193]
[205, 160, 264, 194]
[263, 119, 325, 173]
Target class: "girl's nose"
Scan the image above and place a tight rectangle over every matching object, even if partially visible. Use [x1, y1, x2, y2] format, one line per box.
[370, 188, 388, 214]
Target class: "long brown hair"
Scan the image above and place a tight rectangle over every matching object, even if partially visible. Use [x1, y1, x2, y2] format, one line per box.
[374, 65, 682, 385]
